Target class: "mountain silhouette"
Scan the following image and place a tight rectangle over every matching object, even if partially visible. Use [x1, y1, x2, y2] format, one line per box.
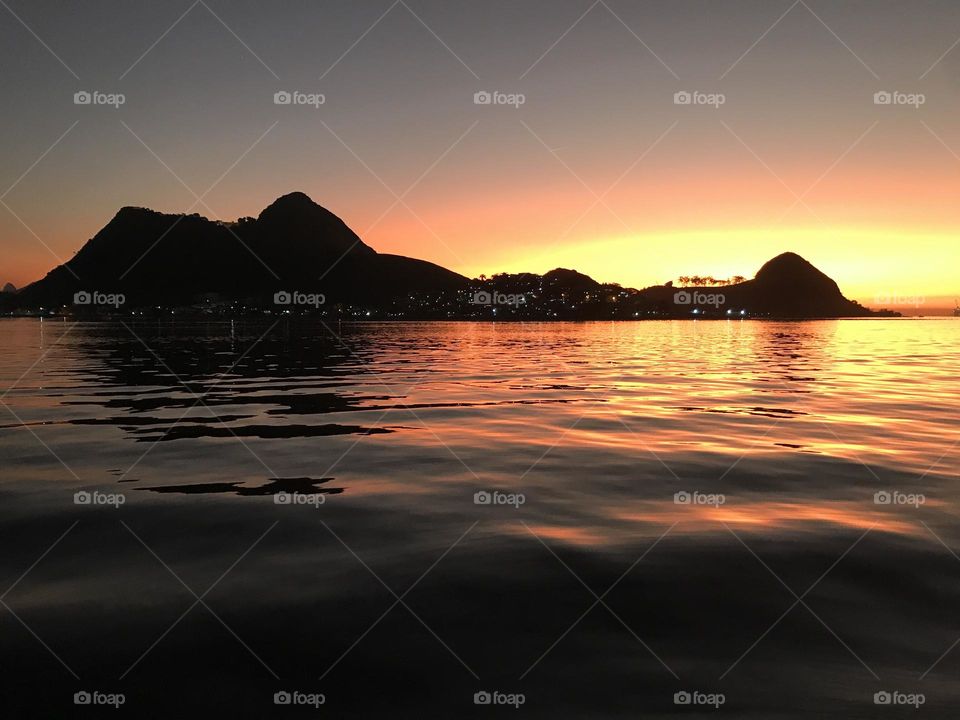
[679, 252, 875, 318]
[471, 252, 889, 319]
[248, 191, 376, 278]
[16, 192, 466, 308]
[542, 268, 601, 292]
[12, 194, 891, 319]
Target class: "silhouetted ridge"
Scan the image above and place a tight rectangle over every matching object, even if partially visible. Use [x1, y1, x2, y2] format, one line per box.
[16, 192, 467, 308]
[12, 197, 891, 319]
[543, 268, 601, 291]
[250, 192, 377, 290]
[261, 191, 314, 209]
[742, 251, 860, 317]
[755, 252, 834, 286]
[465, 251, 891, 319]
[116, 206, 162, 218]
[256, 192, 366, 252]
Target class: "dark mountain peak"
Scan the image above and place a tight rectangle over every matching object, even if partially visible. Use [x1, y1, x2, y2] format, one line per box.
[107, 205, 164, 227]
[116, 205, 158, 217]
[632, 251, 888, 319]
[755, 252, 826, 281]
[257, 191, 335, 222]
[105, 206, 213, 234]
[2, 282, 16, 294]
[737, 251, 871, 317]
[273, 190, 317, 205]
[253, 191, 374, 261]
[752, 251, 839, 293]
[543, 268, 601, 289]
[15, 191, 467, 308]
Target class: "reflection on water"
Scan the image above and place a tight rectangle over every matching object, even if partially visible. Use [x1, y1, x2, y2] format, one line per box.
[141, 477, 343, 497]
[0, 318, 959, 717]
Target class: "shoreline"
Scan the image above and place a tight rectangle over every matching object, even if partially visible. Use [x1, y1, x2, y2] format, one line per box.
[1, 314, 947, 323]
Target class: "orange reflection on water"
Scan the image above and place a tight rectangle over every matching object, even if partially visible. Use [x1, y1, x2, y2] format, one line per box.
[499, 501, 928, 551]
[617, 500, 927, 537]
[518, 523, 612, 548]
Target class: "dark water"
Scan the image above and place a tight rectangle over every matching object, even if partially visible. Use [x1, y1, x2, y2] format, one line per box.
[1, 317, 958, 718]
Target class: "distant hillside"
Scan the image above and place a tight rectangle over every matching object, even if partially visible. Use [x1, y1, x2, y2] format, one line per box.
[10, 194, 895, 319]
[462, 252, 894, 320]
[728, 252, 873, 317]
[630, 252, 884, 319]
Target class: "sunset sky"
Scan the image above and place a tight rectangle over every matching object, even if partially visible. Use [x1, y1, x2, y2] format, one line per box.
[2, 0, 959, 310]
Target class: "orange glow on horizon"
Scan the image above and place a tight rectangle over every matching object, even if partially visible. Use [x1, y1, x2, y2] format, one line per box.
[4, 156, 959, 306]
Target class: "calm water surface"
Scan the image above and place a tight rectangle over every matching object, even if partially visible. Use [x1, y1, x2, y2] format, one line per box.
[1, 318, 958, 717]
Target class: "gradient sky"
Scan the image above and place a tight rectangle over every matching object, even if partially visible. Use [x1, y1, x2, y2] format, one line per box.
[2, 0, 959, 310]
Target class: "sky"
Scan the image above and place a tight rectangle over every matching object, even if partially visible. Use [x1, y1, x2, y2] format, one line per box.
[1, 0, 959, 311]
